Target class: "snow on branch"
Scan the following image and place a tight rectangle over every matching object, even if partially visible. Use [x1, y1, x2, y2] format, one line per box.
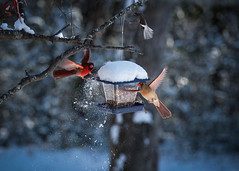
[0, 29, 81, 44]
[0, 0, 148, 104]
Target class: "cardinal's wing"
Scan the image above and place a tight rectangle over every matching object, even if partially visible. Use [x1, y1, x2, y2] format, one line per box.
[149, 67, 167, 91]
[57, 59, 83, 71]
[81, 49, 90, 66]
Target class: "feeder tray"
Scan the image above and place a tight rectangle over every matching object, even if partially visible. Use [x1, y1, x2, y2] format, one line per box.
[97, 103, 145, 114]
[97, 78, 149, 114]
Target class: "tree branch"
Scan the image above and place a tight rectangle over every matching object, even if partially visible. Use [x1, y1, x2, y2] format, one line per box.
[0, 0, 148, 104]
[85, 0, 147, 40]
[0, 44, 87, 104]
[88, 45, 143, 55]
[52, 23, 71, 36]
[0, 30, 81, 43]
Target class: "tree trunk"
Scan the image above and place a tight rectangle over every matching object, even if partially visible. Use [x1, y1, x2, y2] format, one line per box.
[109, 0, 175, 170]
[110, 113, 158, 171]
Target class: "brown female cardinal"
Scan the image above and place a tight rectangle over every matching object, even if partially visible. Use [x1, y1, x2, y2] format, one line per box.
[137, 67, 172, 119]
[53, 49, 94, 79]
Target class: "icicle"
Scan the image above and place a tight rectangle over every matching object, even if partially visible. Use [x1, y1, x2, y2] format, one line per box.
[120, 15, 125, 60]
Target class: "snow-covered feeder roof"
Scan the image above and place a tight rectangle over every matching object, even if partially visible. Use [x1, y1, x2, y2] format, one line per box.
[97, 61, 149, 84]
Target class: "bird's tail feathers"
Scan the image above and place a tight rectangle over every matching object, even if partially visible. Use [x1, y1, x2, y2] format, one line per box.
[155, 100, 172, 119]
[53, 69, 75, 79]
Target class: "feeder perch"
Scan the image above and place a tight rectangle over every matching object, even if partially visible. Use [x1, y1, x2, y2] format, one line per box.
[96, 61, 149, 114]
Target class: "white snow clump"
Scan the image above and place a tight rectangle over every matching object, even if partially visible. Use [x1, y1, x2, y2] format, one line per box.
[14, 17, 35, 34]
[97, 61, 148, 82]
[55, 32, 64, 38]
[0, 23, 13, 30]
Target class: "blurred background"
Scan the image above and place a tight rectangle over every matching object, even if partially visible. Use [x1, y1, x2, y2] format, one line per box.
[0, 0, 239, 170]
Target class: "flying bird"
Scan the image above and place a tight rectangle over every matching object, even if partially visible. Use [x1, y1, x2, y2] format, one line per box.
[53, 49, 94, 79]
[137, 67, 172, 119]
[125, 12, 153, 40]
[136, 13, 154, 40]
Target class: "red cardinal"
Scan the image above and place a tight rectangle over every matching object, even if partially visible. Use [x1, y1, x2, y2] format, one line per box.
[2, 0, 27, 23]
[53, 49, 94, 79]
[137, 67, 172, 119]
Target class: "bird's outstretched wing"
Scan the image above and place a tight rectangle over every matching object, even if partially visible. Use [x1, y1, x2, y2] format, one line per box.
[57, 59, 83, 71]
[149, 67, 167, 91]
[81, 49, 90, 66]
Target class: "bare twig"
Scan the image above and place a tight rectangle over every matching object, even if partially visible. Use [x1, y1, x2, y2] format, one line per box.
[52, 23, 71, 36]
[0, 0, 148, 104]
[70, 3, 74, 36]
[56, 2, 80, 35]
[56, 1, 68, 24]
[88, 45, 143, 55]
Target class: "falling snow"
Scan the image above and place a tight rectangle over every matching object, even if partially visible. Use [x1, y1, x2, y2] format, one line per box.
[116, 114, 123, 124]
[110, 125, 120, 144]
[114, 154, 127, 171]
[133, 110, 153, 124]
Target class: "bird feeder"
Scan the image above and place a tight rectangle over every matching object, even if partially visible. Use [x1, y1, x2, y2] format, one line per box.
[96, 61, 149, 114]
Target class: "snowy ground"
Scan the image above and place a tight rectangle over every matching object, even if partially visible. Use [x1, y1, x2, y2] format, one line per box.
[159, 142, 239, 171]
[160, 151, 239, 171]
[0, 147, 110, 171]
[0, 145, 239, 171]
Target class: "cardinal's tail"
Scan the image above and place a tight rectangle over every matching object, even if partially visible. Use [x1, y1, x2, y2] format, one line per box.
[155, 100, 172, 119]
[53, 69, 75, 79]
